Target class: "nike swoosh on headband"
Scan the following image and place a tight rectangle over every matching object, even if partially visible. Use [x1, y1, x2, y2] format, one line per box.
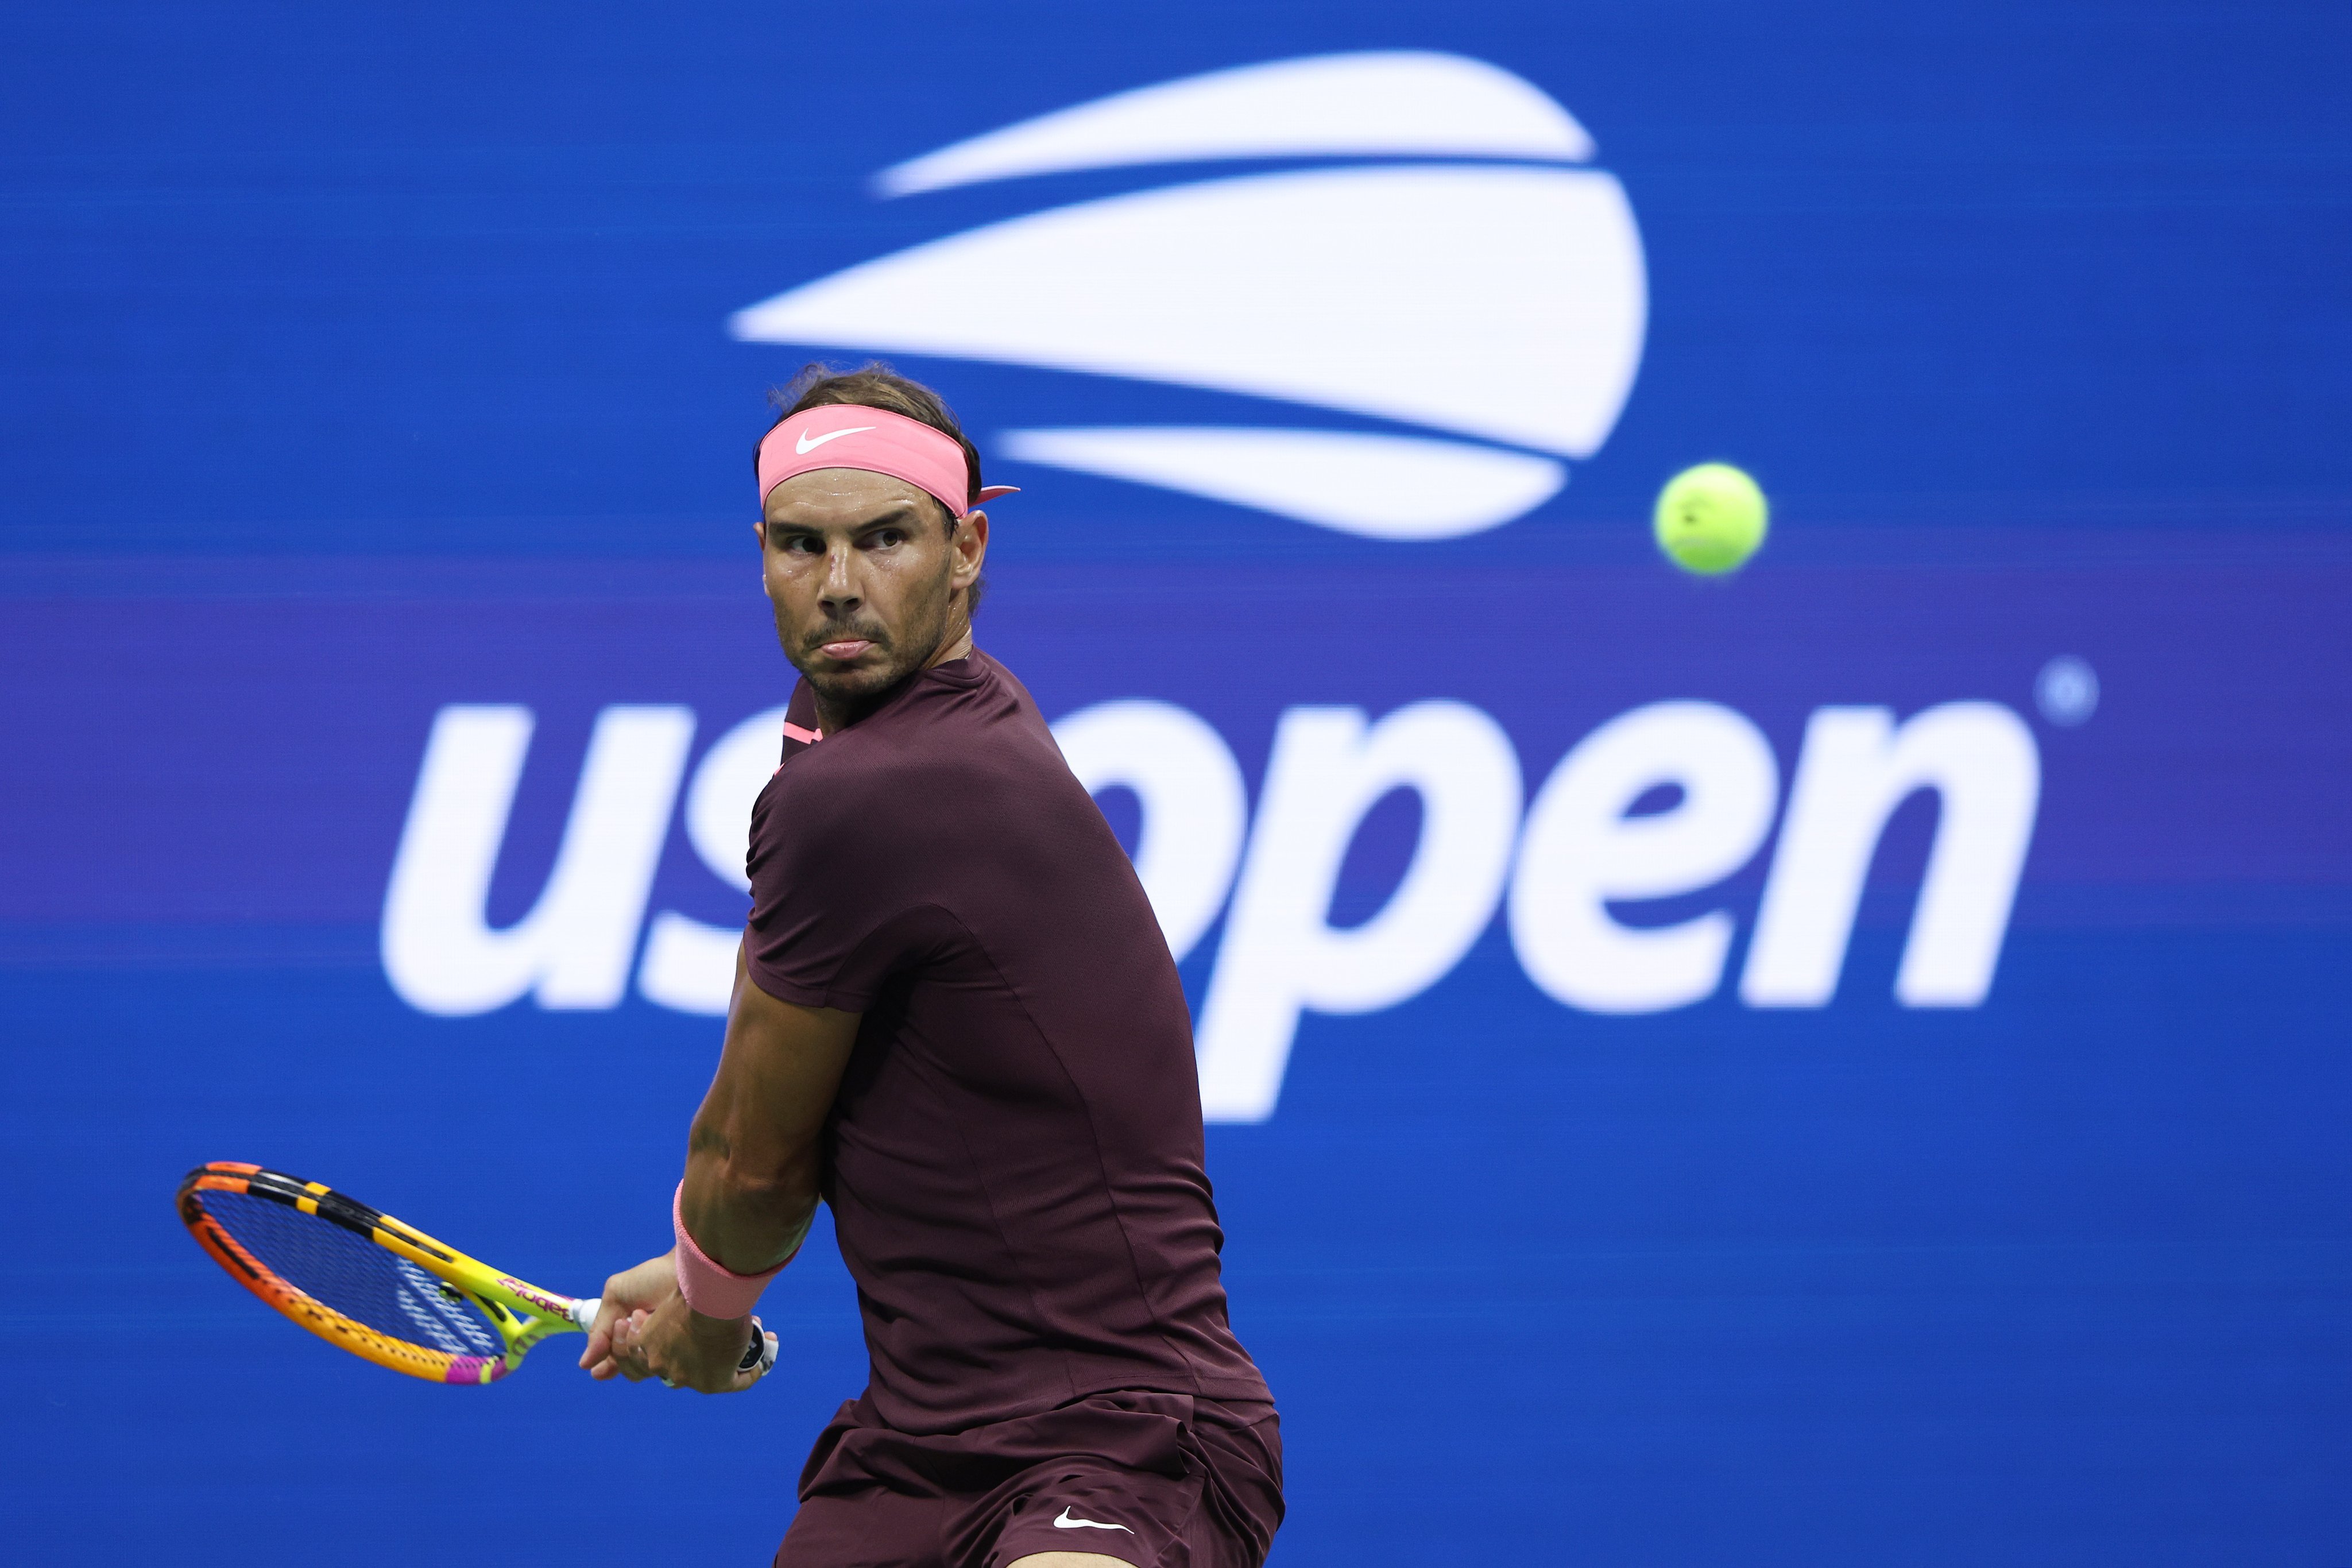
[796, 425, 875, 454]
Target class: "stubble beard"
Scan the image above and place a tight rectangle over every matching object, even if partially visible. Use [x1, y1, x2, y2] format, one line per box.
[782, 564, 960, 720]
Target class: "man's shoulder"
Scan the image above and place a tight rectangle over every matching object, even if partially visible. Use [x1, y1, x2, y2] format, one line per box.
[776, 669, 1054, 804]
[872, 656, 1060, 772]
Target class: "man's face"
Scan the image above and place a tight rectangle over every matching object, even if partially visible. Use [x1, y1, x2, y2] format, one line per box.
[758, 467, 987, 712]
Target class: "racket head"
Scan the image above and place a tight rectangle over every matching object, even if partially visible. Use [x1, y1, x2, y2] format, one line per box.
[177, 1163, 581, 1385]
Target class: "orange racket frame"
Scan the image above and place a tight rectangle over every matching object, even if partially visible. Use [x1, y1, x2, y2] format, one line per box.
[177, 1162, 598, 1385]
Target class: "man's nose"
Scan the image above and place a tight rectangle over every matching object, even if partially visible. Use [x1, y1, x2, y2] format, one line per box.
[818, 542, 861, 609]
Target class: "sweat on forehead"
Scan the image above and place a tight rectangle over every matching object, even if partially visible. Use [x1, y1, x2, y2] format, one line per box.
[757, 405, 1018, 521]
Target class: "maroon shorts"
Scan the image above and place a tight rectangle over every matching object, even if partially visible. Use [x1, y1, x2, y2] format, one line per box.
[774, 1391, 1283, 1568]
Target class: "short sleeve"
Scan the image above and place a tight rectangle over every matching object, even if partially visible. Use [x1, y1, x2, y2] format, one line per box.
[743, 750, 935, 1013]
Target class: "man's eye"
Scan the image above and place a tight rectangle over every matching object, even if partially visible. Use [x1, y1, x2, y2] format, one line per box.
[872, 529, 905, 547]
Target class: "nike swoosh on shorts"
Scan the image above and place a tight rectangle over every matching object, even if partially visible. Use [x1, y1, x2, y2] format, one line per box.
[1053, 1507, 1132, 1534]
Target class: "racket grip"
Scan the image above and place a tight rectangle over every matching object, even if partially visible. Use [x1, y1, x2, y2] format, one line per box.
[572, 1295, 774, 1380]
[742, 1317, 779, 1377]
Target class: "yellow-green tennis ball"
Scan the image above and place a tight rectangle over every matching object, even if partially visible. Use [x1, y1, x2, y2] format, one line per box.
[1654, 463, 1768, 575]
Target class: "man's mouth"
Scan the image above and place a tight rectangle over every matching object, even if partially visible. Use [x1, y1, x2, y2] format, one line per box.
[816, 637, 877, 661]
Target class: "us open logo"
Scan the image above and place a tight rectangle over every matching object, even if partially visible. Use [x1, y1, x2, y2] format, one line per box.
[728, 52, 1648, 540]
[382, 65, 2041, 1122]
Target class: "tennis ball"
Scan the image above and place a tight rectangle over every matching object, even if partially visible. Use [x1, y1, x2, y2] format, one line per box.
[1654, 463, 1768, 575]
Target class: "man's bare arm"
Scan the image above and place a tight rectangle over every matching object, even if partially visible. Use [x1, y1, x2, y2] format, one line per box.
[680, 939, 861, 1271]
[582, 941, 857, 1390]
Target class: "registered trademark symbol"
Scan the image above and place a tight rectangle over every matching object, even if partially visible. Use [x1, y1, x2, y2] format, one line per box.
[2035, 655, 2098, 726]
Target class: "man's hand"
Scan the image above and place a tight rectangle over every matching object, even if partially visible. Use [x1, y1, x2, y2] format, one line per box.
[578, 1250, 676, 1380]
[608, 1291, 772, 1394]
[579, 1249, 775, 1392]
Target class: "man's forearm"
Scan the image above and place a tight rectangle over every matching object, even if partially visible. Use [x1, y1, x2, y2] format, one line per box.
[671, 943, 861, 1282]
[679, 1118, 818, 1276]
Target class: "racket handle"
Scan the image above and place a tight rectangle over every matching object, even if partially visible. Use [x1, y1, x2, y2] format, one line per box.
[744, 1318, 779, 1377]
[571, 1295, 775, 1380]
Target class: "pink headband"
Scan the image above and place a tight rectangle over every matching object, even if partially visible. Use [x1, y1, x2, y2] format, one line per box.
[757, 405, 1018, 518]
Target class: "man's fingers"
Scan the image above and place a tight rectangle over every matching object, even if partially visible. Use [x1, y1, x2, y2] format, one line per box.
[605, 1311, 650, 1381]
[589, 1288, 629, 1343]
[659, 1318, 762, 1394]
[581, 1256, 694, 1388]
[586, 1292, 765, 1392]
[581, 1284, 637, 1373]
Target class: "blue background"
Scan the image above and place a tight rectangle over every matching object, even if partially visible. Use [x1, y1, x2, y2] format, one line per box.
[5, 3, 2350, 1563]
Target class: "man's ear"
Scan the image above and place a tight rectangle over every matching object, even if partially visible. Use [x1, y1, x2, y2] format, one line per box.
[951, 510, 989, 582]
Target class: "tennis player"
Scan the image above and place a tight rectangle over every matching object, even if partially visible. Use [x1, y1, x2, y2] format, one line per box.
[581, 366, 1282, 1568]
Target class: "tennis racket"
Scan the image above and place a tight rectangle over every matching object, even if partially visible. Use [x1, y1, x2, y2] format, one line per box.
[177, 1161, 778, 1387]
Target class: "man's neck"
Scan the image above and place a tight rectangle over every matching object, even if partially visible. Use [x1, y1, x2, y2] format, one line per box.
[926, 624, 975, 671]
[810, 622, 973, 737]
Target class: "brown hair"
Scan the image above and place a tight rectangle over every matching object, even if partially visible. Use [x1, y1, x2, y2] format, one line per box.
[757, 361, 985, 516]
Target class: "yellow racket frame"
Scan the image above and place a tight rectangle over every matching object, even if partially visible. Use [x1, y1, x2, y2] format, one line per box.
[178, 1162, 599, 1385]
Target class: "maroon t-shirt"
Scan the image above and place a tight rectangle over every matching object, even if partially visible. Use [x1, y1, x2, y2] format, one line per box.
[744, 650, 1271, 1434]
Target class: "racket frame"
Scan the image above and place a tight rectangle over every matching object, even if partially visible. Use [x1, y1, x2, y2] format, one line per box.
[177, 1162, 596, 1385]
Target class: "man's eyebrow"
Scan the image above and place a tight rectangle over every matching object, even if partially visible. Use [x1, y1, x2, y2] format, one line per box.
[766, 503, 923, 533]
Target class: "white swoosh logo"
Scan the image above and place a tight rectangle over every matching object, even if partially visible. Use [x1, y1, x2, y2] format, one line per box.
[732, 167, 1642, 459]
[796, 425, 874, 454]
[874, 52, 1593, 198]
[1054, 1508, 1132, 1534]
[728, 55, 1647, 540]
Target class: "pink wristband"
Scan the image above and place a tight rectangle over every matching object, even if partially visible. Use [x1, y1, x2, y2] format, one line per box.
[672, 1183, 791, 1319]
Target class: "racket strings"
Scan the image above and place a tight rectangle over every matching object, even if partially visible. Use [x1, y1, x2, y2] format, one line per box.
[200, 1190, 504, 1358]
